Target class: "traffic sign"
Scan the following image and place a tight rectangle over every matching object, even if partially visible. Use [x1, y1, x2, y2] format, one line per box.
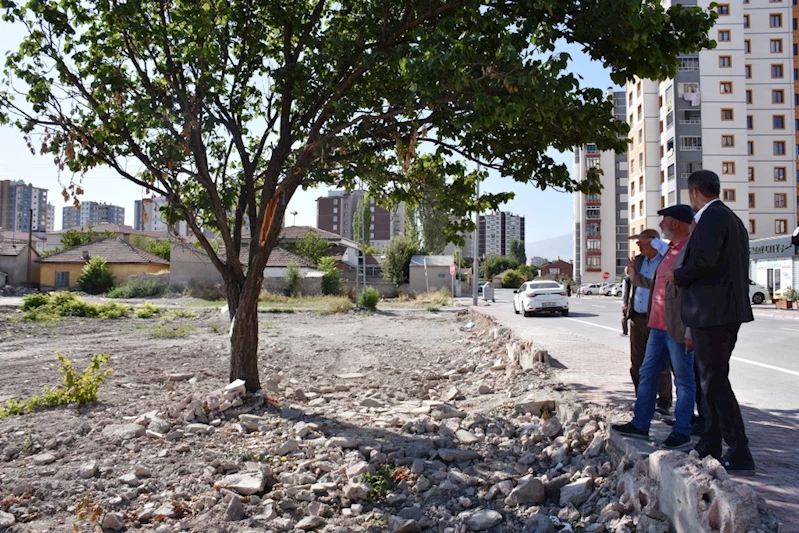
[450, 264, 456, 275]
[602, 271, 610, 280]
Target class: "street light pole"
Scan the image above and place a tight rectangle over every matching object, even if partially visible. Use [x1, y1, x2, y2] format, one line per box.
[472, 178, 479, 306]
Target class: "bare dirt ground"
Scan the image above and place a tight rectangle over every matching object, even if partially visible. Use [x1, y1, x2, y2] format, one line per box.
[0, 299, 778, 533]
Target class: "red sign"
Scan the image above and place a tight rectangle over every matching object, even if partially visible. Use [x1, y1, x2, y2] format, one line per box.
[450, 264, 456, 275]
[602, 271, 610, 280]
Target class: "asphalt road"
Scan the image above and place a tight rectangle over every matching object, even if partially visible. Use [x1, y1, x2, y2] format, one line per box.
[489, 288, 799, 421]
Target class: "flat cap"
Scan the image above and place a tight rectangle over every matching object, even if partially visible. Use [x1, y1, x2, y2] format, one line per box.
[657, 204, 694, 224]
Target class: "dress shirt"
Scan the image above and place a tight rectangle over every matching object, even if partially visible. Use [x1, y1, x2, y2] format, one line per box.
[693, 198, 719, 224]
[633, 252, 663, 314]
[649, 235, 690, 331]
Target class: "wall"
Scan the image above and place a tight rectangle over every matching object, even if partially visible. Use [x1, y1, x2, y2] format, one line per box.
[409, 266, 454, 294]
[40, 262, 166, 289]
[0, 253, 39, 286]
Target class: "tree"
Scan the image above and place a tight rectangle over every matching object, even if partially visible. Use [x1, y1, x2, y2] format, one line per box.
[410, 155, 452, 254]
[294, 232, 330, 265]
[77, 257, 115, 295]
[352, 194, 372, 247]
[129, 234, 171, 261]
[509, 240, 526, 266]
[484, 256, 520, 279]
[0, 1, 715, 391]
[318, 256, 341, 296]
[382, 235, 420, 286]
[60, 227, 116, 250]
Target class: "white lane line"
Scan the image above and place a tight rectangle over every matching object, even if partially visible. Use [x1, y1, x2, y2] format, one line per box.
[591, 305, 606, 309]
[562, 317, 621, 333]
[731, 357, 799, 378]
[780, 327, 799, 332]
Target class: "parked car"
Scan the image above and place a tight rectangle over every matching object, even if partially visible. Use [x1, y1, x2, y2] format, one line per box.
[579, 283, 602, 295]
[600, 283, 618, 296]
[610, 283, 624, 297]
[749, 280, 770, 305]
[513, 281, 569, 317]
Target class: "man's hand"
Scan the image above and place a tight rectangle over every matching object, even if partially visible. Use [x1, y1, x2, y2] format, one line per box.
[627, 257, 636, 279]
[685, 338, 693, 352]
[665, 269, 675, 283]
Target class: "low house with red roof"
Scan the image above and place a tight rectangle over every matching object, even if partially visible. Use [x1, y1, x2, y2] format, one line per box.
[38, 238, 169, 289]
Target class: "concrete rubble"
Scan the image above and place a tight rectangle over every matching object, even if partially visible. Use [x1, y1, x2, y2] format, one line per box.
[0, 309, 778, 532]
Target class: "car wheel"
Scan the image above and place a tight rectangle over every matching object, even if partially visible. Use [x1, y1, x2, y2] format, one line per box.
[513, 300, 519, 314]
[752, 292, 765, 305]
[523, 309, 532, 317]
[561, 309, 569, 317]
[586, 291, 592, 295]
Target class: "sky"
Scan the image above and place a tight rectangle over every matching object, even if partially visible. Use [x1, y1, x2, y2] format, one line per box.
[0, 27, 617, 246]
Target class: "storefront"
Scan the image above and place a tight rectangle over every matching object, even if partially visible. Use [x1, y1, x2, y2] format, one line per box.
[749, 236, 799, 300]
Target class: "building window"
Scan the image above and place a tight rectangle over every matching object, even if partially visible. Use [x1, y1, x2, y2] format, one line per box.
[749, 193, 756, 208]
[770, 13, 783, 27]
[776, 219, 788, 234]
[718, 30, 731, 41]
[771, 64, 784, 78]
[775, 193, 788, 207]
[680, 136, 702, 151]
[744, 40, 751, 54]
[775, 167, 787, 181]
[749, 220, 756, 234]
[721, 109, 734, 120]
[680, 109, 701, 124]
[747, 115, 753, 129]
[771, 39, 783, 53]
[747, 141, 754, 155]
[680, 162, 702, 179]
[773, 115, 785, 129]
[722, 162, 736, 174]
[587, 256, 601, 270]
[54, 272, 69, 287]
[745, 65, 751, 78]
[744, 14, 750, 27]
[717, 4, 730, 14]
[586, 239, 601, 250]
[631, 205, 636, 219]
[630, 180, 635, 196]
[746, 90, 752, 103]
[748, 167, 754, 181]
[773, 89, 785, 103]
[586, 207, 601, 219]
[774, 141, 786, 155]
[678, 57, 699, 71]
[720, 82, 733, 94]
[719, 56, 732, 68]
[722, 189, 736, 202]
[722, 135, 735, 147]
[668, 164, 675, 180]
[637, 104, 642, 122]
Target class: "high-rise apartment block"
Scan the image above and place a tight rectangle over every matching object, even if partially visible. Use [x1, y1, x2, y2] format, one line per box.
[573, 92, 630, 284]
[477, 211, 525, 258]
[134, 197, 189, 236]
[316, 190, 404, 251]
[62, 201, 125, 229]
[0, 180, 48, 233]
[626, 0, 796, 240]
[46, 203, 55, 232]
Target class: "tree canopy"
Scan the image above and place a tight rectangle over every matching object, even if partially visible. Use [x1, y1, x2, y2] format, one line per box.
[0, 0, 716, 391]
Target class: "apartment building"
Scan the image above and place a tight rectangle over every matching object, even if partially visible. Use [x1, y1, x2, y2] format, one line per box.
[477, 211, 525, 258]
[572, 91, 629, 284]
[627, 0, 796, 243]
[46, 203, 55, 232]
[62, 201, 125, 229]
[316, 190, 404, 251]
[133, 197, 190, 236]
[0, 180, 48, 233]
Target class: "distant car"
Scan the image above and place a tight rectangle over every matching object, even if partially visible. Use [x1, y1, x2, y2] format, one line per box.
[579, 283, 602, 295]
[513, 281, 569, 317]
[610, 283, 624, 297]
[600, 283, 618, 296]
[749, 280, 770, 305]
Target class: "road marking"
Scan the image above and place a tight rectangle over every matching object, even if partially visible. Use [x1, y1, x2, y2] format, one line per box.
[780, 328, 799, 332]
[731, 357, 799, 378]
[562, 317, 621, 333]
[591, 305, 605, 309]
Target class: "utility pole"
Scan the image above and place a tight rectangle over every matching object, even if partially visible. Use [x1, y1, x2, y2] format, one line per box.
[290, 211, 298, 226]
[26, 208, 33, 286]
[472, 179, 479, 306]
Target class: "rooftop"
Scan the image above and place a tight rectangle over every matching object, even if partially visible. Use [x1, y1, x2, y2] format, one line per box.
[38, 238, 169, 265]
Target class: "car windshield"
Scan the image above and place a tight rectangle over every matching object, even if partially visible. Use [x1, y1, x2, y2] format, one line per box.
[529, 282, 561, 290]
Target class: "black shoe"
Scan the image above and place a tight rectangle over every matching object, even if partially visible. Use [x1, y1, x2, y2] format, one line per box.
[655, 405, 672, 416]
[721, 457, 756, 475]
[660, 432, 691, 450]
[611, 422, 649, 440]
[664, 418, 676, 427]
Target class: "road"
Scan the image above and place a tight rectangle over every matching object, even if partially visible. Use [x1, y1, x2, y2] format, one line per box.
[488, 288, 799, 421]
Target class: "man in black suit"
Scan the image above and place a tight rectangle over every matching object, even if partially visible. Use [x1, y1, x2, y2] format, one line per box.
[665, 170, 755, 473]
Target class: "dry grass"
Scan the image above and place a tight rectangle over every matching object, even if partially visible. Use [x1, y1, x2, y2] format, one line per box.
[381, 289, 452, 308]
[257, 292, 354, 313]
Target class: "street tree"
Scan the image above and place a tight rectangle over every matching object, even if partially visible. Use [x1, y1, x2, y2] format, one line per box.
[351, 194, 372, 247]
[509, 240, 526, 266]
[410, 155, 451, 254]
[382, 235, 420, 286]
[0, 1, 715, 391]
[294, 231, 330, 265]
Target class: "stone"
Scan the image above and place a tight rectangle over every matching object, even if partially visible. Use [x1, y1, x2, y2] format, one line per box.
[541, 416, 563, 438]
[102, 423, 145, 440]
[360, 398, 383, 408]
[78, 461, 98, 479]
[327, 436, 357, 449]
[101, 512, 125, 531]
[478, 384, 493, 394]
[0, 511, 15, 529]
[524, 514, 556, 533]
[514, 396, 556, 416]
[388, 515, 422, 533]
[275, 440, 300, 455]
[185, 423, 213, 435]
[336, 373, 365, 379]
[118, 473, 139, 487]
[217, 471, 266, 495]
[559, 478, 594, 507]
[431, 404, 465, 420]
[154, 503, 177, 519]
[343, 482, 371, 501]
[296, 516, 326, 530]
[224, 379, 246, 394]
[505, 477, 545, 506]
[166, 373, 194, 382]
[437, 449, 480, 463]
[466, 509, 503, 531]
[225, 496, 246, 521]
[455, 430, 480, 444]
[31, 453, 57, 465]
[443, 387, 463, 401]
[307, 501, 328, 517]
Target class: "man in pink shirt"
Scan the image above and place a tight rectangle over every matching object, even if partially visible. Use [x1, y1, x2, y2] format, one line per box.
[612, 205, 696, 449]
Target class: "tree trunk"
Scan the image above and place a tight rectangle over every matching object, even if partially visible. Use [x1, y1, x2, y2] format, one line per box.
[227, 276, 263, 392]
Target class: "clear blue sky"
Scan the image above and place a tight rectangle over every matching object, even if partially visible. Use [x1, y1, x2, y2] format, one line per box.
[0, 28, 617, 243]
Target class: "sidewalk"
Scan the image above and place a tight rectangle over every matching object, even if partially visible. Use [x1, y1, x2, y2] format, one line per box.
[468, 301, 799, 533]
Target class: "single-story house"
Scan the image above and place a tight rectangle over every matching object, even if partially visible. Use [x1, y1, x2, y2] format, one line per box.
[539, 259, 573, 280]
[38, 238, 169, 289]
[409, 255, 455, 294]
[44, 223, 170, 252]
[0, 231, 47, 254]
[0, 242, 40, 286]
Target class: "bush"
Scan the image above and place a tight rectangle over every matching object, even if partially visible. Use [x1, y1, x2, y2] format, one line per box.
[108, 278, 168, 298]
[502, 270, 524, 288]
[134, 302, 161, 318]
[22, 293, 49, 311]
[20, 292, 130, 320]
[382, 235, 420, 285]
[96, 301, 130, 319]
[319, 256, 341, 296]
[284, 262, 301, 296]
[184, 282, 226, 301]
[77, 257, 115, 294]
[358, 286, 380, 310]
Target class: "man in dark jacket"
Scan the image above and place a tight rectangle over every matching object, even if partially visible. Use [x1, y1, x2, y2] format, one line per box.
[666, 170, 755, 473]
[620, 269, 631, 336]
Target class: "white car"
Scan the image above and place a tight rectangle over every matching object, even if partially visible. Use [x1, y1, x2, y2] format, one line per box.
[610, 283, 624, 297]
[600, 283, 617, 296]
[513, 281, 569, 317]
[579, 283, 602, 295]
[749, 280, 770, 305]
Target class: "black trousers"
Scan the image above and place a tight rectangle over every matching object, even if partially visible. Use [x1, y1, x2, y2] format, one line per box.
[693, 323, 750, 458]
